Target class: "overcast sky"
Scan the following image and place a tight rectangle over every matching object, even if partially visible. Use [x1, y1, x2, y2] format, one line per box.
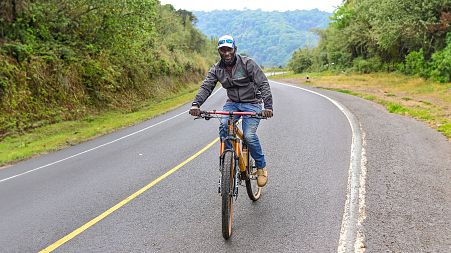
[159, 0, 344, 13]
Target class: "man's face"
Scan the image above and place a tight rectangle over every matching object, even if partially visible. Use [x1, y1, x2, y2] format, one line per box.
[218, 46, 235, 64]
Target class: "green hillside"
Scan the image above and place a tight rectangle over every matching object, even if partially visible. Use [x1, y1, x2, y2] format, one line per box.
[193, 9, 331, 67]
[0, 1, 216, 138]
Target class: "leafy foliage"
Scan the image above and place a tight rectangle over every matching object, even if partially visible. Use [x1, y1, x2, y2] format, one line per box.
[288, 0, 451, 83]
[352, 57, 383, 74]
[0, 1, 216, 137]
[193, 9, 331, 67]
[429, 34, 451, 82]
[402, 49, 428, 76]
[288, 48, 313, 73]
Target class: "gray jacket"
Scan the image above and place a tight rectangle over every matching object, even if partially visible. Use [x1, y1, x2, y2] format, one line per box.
[193, 54, 273, 110]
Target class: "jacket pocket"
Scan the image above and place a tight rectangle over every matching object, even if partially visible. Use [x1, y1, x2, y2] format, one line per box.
[232, 76, 252, 86]
[239, 82, 257, 102]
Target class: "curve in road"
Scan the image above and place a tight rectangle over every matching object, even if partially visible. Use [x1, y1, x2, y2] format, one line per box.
[0, 81, 362, 252]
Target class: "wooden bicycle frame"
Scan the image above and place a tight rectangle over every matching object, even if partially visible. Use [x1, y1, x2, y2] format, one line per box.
[219, 114, 249, 174]
[197, 110, 263, 239]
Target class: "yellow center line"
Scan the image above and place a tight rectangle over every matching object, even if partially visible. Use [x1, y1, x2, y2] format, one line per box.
[40, 137, 220, 253]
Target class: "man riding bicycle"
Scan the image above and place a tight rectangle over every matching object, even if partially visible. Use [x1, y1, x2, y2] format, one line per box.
[189, 35, 273, 187]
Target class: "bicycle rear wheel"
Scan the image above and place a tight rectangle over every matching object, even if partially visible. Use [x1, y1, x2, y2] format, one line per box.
[221, 151, 235, 239]
[245, 155, 262, 201]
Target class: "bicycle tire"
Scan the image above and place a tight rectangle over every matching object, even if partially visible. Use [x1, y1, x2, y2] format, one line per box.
[245, 154, 262, 201]
[221, 151, 234, 239]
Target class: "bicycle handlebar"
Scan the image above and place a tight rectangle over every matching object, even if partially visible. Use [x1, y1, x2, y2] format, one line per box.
[203, 110, 259, 116]
[196, 110, 267, 120]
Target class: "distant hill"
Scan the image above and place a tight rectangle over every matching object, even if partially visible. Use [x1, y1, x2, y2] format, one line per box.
[193, 9, 331, 67]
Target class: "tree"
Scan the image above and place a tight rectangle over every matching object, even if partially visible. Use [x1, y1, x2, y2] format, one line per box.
[288, 48, 313, 73]
[288, 0, 450, 79]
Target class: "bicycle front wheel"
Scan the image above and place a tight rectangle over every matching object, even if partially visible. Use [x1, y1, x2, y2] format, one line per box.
[245, 155, 262, 201]
[221, 151, 235, 239]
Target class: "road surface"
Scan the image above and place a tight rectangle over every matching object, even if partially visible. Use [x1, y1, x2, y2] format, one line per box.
[0, 80, 449, 252]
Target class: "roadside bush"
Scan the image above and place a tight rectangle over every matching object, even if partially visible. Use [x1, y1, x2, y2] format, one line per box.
[327, 51, 352, 70]
[352, 56, 382, 73]
[1, 43, 33, 63]
[402, 49, 428, 77]
[428, 36, 451, 83]
[399, 34, 451, 83]
[288, 48, 313, 73]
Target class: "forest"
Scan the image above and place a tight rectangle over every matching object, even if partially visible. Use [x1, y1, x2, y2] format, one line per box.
[288, 0, 451, 83]
[193, 9, 331, 67]
[2, 0, 449, 141]
[0, 0, 216, 138]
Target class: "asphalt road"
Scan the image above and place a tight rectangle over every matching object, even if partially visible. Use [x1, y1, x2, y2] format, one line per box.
[1, 80, 449, 252]
[314, 87, 451, 253]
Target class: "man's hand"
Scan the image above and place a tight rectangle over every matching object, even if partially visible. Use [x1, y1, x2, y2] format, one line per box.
[262, 109, 273, 118]
[189, 106, 201, 117]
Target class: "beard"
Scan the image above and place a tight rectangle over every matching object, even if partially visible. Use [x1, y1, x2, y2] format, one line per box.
[221, 53, 236, 66]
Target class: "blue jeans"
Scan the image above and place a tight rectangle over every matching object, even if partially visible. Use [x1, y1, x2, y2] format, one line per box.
[219, 102, 266, 169]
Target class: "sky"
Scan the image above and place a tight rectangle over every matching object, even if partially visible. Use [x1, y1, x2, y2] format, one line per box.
[159, 0, 344, 13]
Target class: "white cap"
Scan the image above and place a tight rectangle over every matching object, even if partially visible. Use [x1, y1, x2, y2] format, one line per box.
[217, 35, 235, 49]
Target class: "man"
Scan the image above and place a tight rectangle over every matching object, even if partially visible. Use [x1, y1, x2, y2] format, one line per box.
[189, 35, 273, 187]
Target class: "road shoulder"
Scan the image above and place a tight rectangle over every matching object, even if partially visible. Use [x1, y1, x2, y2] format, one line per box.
[299, 85, 451, 252]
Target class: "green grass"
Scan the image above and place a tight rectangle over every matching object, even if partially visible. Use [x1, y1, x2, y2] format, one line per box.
[333, 89, 354, 95]
[270, 71, 341, 79]
[322, 87, 360, 96]
[386, 102, 408, 113]
[321, 87, 444, 134]
[438, 123, 451, 137]
[270, 72, 451, 139]
[338, 90, 434, 121]
[363, 95, 376, 101]
[0, 86, 198, 166]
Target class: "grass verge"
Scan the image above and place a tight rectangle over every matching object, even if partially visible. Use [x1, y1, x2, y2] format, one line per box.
[271, 72, 451, 139]
[0, 85, 199, 167]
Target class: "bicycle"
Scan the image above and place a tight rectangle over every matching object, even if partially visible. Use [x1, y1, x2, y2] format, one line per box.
[196, 110, 267, 239]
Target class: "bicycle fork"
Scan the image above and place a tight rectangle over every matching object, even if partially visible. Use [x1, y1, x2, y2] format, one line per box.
[233, 157, 239, 198]
[217, 154, 239, 199]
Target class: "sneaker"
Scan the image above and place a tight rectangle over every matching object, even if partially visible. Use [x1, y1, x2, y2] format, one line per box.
[256, 168, 268, 187]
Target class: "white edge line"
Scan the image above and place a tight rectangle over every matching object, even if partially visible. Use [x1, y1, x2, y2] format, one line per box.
[354, 130, 367, 252]
[0, 88, 223, 183]
[270, 80, 366, 253]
